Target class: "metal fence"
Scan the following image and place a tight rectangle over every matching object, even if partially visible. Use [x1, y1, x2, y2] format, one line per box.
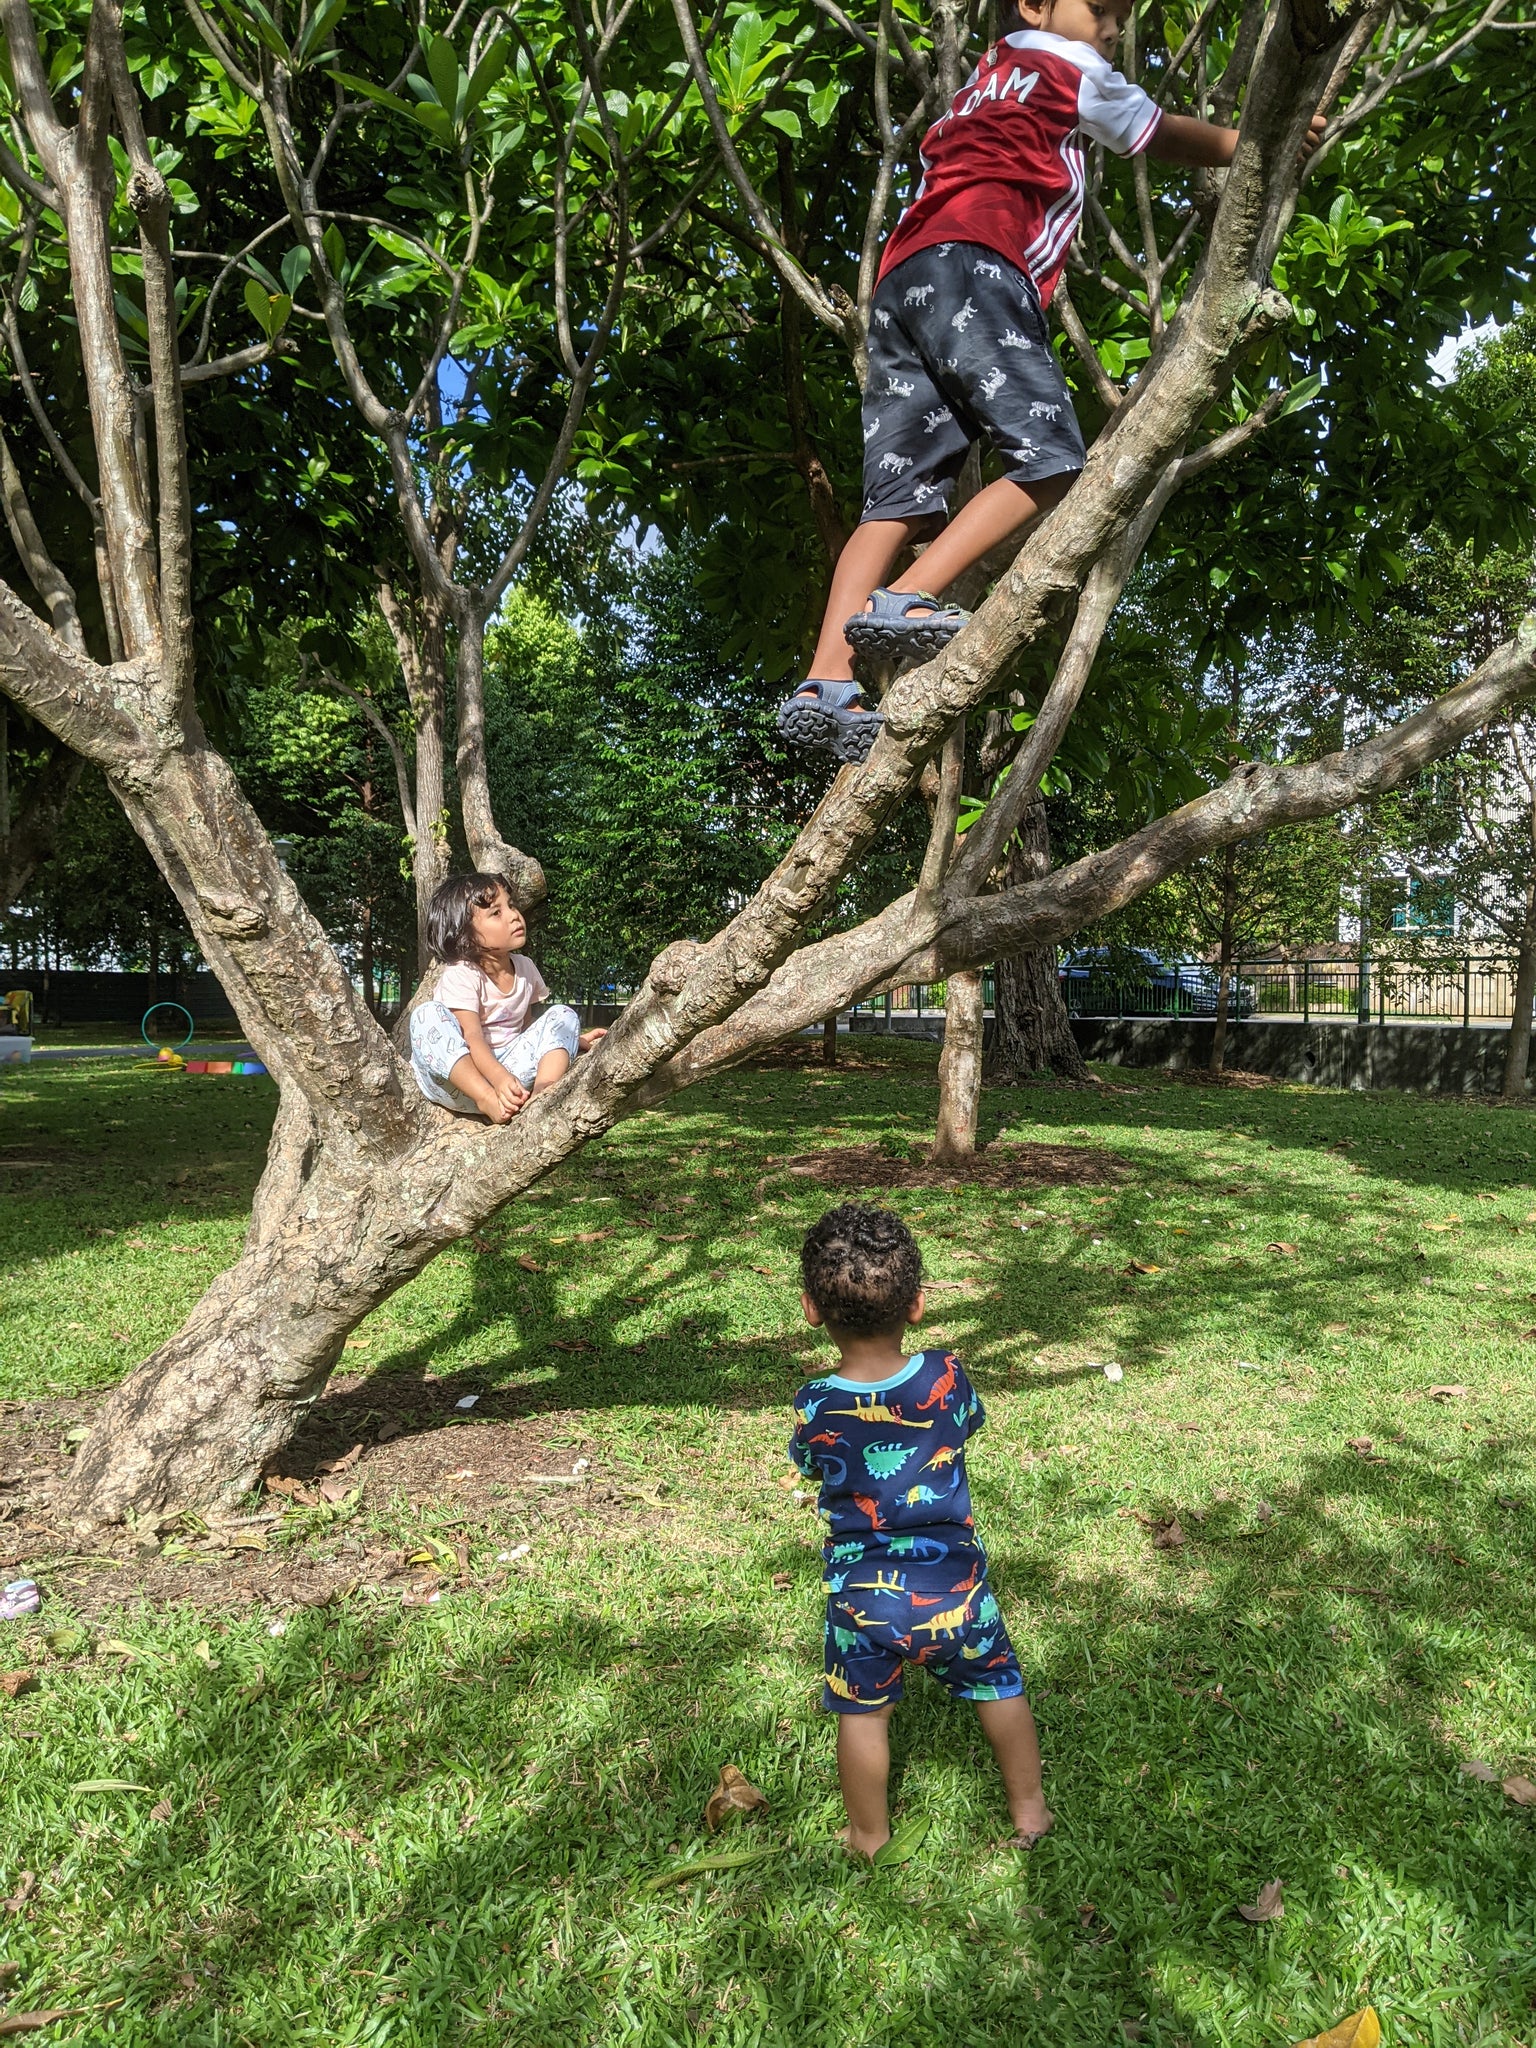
[857, 957, 1524, 1028]
[585, 956, 1525, 1030]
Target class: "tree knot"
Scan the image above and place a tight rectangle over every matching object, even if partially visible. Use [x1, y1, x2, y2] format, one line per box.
[650, 939, 703, 996]
[198, 892, 269, 939]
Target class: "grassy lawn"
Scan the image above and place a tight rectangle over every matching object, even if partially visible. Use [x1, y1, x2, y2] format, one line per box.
[1, 1043, 1534, 2045]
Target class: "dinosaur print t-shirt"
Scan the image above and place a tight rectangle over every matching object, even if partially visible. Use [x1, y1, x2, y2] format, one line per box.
[788, 1349, 986, 1578]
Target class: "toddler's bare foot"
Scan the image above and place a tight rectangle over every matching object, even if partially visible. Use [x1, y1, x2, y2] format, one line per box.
[1003, 1800, 1054, 1848]
[836, 1822, 890, 1861]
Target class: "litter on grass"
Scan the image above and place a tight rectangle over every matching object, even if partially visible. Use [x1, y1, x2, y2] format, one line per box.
[1102, 1363, 1124, 1383]
[454, 1395, 479, 1410]
[641, 1845, 783, 1892]
[704, 1764, 768, 1831]
[873, 1814, 931, 1867]
[1293, 2010, 1379, 2048]
[0, 1580, 40, 1620]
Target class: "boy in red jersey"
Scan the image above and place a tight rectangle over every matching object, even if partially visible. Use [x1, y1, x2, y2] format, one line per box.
[777, 0, 1296, 763]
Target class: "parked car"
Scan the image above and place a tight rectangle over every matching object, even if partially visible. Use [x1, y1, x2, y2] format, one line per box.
[1058, 947, 1255, 1018]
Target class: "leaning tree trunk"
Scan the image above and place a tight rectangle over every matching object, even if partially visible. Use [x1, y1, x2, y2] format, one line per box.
[931, 970, 985, 1162]
[986, 803, 1090, 1083]
[1503, 873, 1536, 1098]
[7, 0, 1514, 1528]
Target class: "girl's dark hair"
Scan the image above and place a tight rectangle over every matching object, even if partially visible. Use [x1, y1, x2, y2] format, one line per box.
[426, 871, 512, 968]
[801, 1203, 924, 1335]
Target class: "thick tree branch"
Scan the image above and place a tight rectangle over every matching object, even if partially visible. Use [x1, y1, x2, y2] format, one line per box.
[0, 426, 86, 650]
[634, 613, 1536, 1103]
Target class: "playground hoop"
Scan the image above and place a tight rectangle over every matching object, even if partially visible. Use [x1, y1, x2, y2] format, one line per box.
[141, 1001, 195, 1050]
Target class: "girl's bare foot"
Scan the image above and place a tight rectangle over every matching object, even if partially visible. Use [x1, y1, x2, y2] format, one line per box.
[836, 1822, 890, 1861]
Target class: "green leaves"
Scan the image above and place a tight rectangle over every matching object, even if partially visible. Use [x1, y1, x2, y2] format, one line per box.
[243, 277, 291, 340]
[872, 1813, 931, 1866]
[339, 29, 509, 152]
[640, 1844, 783, 1891]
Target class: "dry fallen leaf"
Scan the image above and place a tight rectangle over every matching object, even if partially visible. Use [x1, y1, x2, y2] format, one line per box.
[1345, 1437, 1374, 1455]
[0, 1669, 35, 1699]
[2, 1871, 35, 1914]
[1123, 1260, 1161, 1276]
[517, 1253, 540, 1273]
[265, 1474, 320, 1505]
[149, 1797, 173, 1823]
[1503, 1774, 1536, 1806]
[1293, 2007, 1380, 2048]
[1460, 1758, 1500, 1783]
[573, 1230, 611, 1244]
[771, 1572, 792, 1590]
[318, 1478, 353, 1504]
[317, 1443, 364, 1476]
[376, 1418, 405, 1443]
[658, 1233, 692, 1243]
[1152, 1519, 1186, 1550]
[1265, 1241, 1299, 1257]
[1426, 1384, 1471, 1401]
[1235, 1878, 1284, 1923]
[703, 1763, 769, 1832]
[0, 2012, 71, 2036]
[1323, 1322, 1349, 1335]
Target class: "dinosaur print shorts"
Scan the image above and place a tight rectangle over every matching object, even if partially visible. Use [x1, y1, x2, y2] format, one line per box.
[822, 1566, 1025, 1714]
[860, 240, 1085, 525]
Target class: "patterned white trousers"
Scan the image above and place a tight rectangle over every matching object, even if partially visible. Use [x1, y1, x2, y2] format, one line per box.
[409, 999, 582, 1111]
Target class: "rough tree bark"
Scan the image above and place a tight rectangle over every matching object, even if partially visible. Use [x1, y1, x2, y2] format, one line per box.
[1503, 870, 1536, 1098]
[1209, 840, 1240, 1075]
[4, 0, 1529, 1533]
[987, 805, 1091, 1084]
[931, 970, 985, 1160]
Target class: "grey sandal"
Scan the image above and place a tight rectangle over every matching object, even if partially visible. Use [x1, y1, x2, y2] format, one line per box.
[775, 678, 885, 765]
[844, 586, 971, 670]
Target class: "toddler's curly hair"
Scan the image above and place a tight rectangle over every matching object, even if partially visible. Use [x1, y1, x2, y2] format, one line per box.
[800, 1203, 923, 1335]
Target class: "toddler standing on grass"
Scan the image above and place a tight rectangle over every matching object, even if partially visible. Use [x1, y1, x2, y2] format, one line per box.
[409, 872, 605, 1122]
[788, 1202, 1052, 1857]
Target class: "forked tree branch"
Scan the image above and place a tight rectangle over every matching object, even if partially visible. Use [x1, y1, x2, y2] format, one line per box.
[633, 612, 1536, 1104]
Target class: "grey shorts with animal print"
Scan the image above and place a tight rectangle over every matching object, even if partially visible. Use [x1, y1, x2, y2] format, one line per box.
[860, 241, 1085, 524]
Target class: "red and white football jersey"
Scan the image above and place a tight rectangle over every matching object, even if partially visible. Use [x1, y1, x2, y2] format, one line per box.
[878, 31, 1162, 307]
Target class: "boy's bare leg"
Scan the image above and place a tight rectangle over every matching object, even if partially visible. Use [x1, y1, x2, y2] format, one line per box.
[836, 1703, 895, 1857]
[974, 1695, 1053, 1844]
[808, 519, 922, 682]
[530, 1047, 571, 1094]
[888, 473, 1074, 607]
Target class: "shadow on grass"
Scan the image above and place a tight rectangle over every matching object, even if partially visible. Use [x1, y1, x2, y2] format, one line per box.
[11, 1439, 1532, 2044]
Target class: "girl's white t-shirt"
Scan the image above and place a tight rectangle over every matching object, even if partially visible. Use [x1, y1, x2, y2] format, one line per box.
[437, 954, 549, 1053]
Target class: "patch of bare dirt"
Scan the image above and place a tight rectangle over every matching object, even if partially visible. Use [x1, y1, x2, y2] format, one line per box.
[1160, 1067, 1276, 1089]
[0, 1377, 670, 1620]
[744, 1040, 916, 1073]
[782, 1140, 1131, 1191]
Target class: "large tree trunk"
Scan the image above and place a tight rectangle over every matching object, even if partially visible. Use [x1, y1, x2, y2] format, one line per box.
[986, 804, 1090, 1083]
[1209, 841, 1239, 1075]
[1503, 873, 1536, 1098]
[931, 969, 984, 1162]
